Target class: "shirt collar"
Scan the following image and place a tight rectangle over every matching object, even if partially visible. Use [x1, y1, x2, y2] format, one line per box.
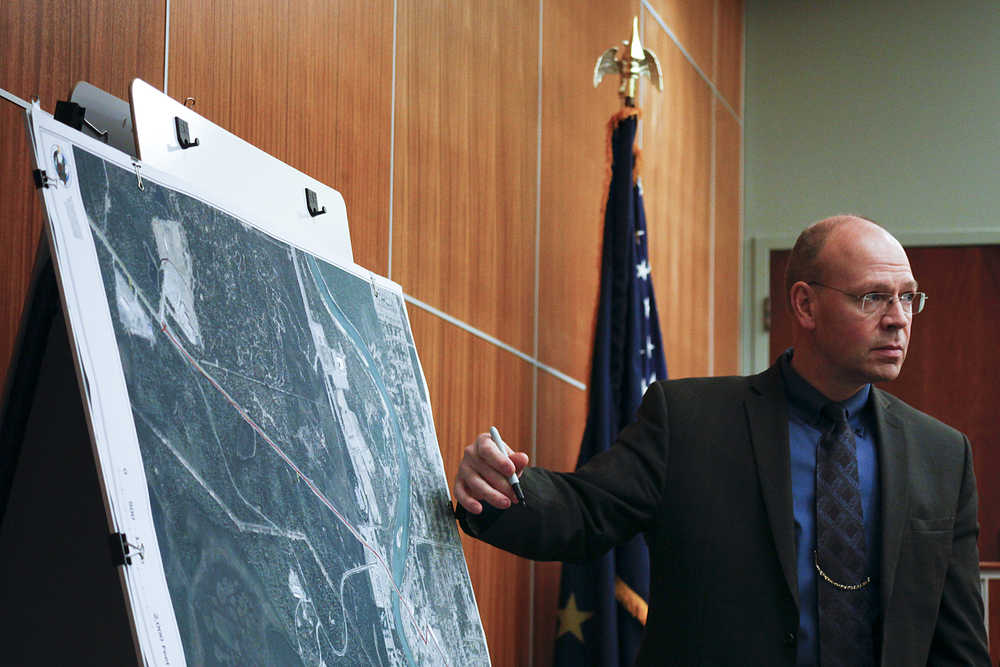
[778, 348, 871, 430]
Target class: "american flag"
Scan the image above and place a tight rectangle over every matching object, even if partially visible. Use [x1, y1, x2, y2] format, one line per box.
[553, 108, 668, 667]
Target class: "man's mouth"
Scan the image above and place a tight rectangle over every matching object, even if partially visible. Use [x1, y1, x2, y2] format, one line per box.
[872, 344, 904, 358]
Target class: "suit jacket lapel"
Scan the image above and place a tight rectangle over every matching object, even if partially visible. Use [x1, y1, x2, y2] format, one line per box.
[746, 365, 798, 608]
[871, 388, 910, 615]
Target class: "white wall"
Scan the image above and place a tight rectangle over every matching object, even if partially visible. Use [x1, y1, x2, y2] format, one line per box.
[742, 0, 1000, 372]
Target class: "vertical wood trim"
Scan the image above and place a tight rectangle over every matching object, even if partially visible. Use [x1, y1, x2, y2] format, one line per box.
[740, 0, 747, 117]
[738, 68, 745, 362]
[529, 365, 538, 667]
[534, 0, 544, 374]
[708, 0, 719, 377]
[638, 8, 646, 147]
[712, 0, 719, 82]
[163, 0, 170, 93]
[388, 0, 398, 280]
[708, 95, 717, 376]
[530, 3, 544, 662]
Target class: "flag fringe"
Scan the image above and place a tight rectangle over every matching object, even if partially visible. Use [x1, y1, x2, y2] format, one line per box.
[614, 576, 649, 626]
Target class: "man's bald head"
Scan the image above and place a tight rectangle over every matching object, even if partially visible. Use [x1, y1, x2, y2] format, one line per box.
[784, 214, 886, 309]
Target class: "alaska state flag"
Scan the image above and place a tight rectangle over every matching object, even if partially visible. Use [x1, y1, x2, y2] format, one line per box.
[553, 108, 668, 666]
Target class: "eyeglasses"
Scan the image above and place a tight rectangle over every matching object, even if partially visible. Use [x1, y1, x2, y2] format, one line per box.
[807, 281, 927, 315]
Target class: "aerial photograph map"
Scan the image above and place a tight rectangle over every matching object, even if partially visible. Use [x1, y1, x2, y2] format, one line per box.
[73, 147, 489, 666]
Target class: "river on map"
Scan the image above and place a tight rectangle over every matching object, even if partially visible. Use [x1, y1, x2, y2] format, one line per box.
[306, 256, 416, 665]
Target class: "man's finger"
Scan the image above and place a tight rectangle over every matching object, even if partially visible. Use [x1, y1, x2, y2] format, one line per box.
[461, 473, 513, 509]
[453, 479, 484, 515]
[466, 455, 518, 499]
[474, 433, 517, 476]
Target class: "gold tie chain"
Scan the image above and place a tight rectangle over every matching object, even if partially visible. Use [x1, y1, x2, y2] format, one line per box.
[814, 550, 871, 591]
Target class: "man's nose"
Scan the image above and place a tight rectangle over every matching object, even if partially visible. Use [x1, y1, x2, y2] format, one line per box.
[881, 296, 910, 327]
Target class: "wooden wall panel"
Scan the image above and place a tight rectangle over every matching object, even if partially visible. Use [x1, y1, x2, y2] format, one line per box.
[641, 13, 714, 379]
[1, 0, 165, 105]
[163, 0, 235, 138]
[716, 0, 744, 115]
[532, 371, 588, 667]
[537, 0, 638, 383]
[229, 1, 290, 158]
[643, 0, 715, 78]
[0, 0, 165, 394]
[168, 0, 393, 274]
[714, 103, 742, 375]
[407, 306, 535, 667]
[393, 0, 538, 354]
[284, 0, 394, 274]
[0, 104, 43, 398]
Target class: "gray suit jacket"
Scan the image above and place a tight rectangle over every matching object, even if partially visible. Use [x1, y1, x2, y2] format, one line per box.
[463, 364, 990, 665]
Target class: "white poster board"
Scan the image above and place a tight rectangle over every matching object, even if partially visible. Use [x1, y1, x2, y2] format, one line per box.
[27, 103, 488, 666]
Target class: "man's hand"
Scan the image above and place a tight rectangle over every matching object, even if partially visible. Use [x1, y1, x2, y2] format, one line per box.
[453, 433, 530, 514]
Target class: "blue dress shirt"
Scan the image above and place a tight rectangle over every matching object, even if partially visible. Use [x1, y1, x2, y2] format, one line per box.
[779, 350, 881, 666]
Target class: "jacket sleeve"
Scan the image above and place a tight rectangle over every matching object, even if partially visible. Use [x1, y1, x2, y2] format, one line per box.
[926, 435, 991, 665]
[457, 380, 672, 562]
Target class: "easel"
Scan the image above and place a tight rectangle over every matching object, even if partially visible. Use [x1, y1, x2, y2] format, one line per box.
[0, 243, 138, 664]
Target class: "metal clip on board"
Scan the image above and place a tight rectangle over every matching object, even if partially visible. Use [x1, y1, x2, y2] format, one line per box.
[54, 100, 110, 143]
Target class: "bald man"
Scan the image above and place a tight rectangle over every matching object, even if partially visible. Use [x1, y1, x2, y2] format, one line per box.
[454, 216, 990, 666]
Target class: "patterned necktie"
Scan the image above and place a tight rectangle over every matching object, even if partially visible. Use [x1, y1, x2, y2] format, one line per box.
[815, 403, 874, 667]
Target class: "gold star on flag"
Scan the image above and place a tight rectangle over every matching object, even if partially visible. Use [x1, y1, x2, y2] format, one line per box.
[556, 594, 593, 642]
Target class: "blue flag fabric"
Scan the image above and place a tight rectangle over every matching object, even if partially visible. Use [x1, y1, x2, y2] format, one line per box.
[553, 109, 669, 667]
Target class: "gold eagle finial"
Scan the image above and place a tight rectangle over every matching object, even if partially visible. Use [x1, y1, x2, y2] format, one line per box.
[593, 16, 663, 107]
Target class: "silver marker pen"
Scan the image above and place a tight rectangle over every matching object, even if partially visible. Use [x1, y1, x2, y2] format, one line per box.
[489, 426, 526, 506]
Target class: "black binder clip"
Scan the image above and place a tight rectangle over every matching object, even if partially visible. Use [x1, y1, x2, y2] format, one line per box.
[305, 188, 326, 217]
[54, 100, 109, 143]
[109, 532, 144, 566]
[32, 169, 55, 189]
[175, 116, 200, 149]
[54, 100, 86, 131]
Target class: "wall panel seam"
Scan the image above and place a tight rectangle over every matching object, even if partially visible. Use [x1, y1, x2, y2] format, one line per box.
[163, 0, 170, 94]
[402, 293, 586, 391]
[640, 0, 742, 125]
[529, 1, 544, 663]
[712, 0, 719, 99]
[738, 0, 749, 374]
[533, 0, 543, 410]
[708, 0, 718, 376]
[708, 95, 717, 376]
[388, 0, 398, 280]
[737, 6, 745, 366]
[638, 9, 646, 147]
[0, 88, 30, 109]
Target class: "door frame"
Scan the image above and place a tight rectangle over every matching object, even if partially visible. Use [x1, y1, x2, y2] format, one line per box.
[742, 228, 1000, 375]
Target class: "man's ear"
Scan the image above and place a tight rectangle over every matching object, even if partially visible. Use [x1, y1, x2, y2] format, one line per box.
[789, 282, 817, 331]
